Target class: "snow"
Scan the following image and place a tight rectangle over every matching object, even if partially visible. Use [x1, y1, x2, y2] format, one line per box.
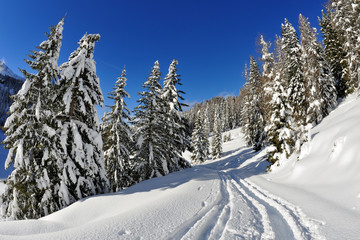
[1, 93, 360, 239]
[0, 61, 23, 80]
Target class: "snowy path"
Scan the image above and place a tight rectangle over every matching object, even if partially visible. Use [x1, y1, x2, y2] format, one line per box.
[174, 147, 325, 240]
[160, 145, 325, 240]
[0, 144, 326, 240]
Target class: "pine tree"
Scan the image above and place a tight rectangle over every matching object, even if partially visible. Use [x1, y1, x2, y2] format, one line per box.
[162, 60, 190, 172]
[101, 67, 134, 192]
[241, 64, 251, 143]
[133, 61, 169, 181]
[266, 35, 295, 168]
[1, 18, 64, 219]
[191, 113, 209, 164]
[266, 72, 295, 167]
[331, 0, 360, 94]
[211, 107, 222, 159]
[221, 100, 230, 132]
[259, 35, 275, 126]
[228, 97, 237, 129]
[319, 6, 348, 98]
[299, 14, 337, 126]
[281, 19, 306, 126]
[260, 35, 275, 82]
[204, 105, 211, 139]
[56, 33, 108, 206]
[242, 57, 265, 151]
[202, 110, 211, 159]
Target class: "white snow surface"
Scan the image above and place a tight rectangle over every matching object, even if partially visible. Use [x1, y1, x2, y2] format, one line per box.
[1, 94, 360, 239]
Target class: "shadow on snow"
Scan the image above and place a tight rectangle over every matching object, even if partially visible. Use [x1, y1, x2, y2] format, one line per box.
[83, 146, 269, 201]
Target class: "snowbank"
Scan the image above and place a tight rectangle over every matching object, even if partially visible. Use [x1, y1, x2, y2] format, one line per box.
[252, 93, 360, 239]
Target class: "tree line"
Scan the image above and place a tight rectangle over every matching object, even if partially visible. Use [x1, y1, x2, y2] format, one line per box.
[1, 18, 190, 220]
[183, 0, 360, 169]
[242, 0, 359, 168]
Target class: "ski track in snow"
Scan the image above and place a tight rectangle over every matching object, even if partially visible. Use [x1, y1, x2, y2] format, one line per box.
[166, 147, 325, 240]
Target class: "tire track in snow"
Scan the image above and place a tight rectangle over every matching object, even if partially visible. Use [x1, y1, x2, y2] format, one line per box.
[168, 144, 324, 240]
[207, 172, 232, 240]
[242, 179, 326, 240]
[234, 177, 325, 240]
[179, 173, 230, 240]
[227, 176, 275, 240]
[166, 176, 229, 240]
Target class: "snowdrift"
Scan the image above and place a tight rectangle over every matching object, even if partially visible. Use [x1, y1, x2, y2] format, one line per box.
[253, 93, 360, 239]
[273, 93, 360, 186]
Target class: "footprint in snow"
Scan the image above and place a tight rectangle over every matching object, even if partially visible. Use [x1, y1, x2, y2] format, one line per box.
[118, 230, 131, 236]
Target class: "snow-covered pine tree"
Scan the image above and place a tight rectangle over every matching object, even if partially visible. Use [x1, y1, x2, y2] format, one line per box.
[299, 14, 337, 126]
[132, 61, 169, 181]
[211, 107, 222, 160]
[204, 105, 211, 139]
[259, 35, 275, 126]
[161, 60, 191, 171]
[191, 112, 209, 164]
[331, 0, 360, 95]
[281, 19, 306, 126]
[101, 67, 134, 192]
[56, 33, 108, 206]
[266, 36, 295, 168]
[1, 18, 64, 219]
[260, 35, 275, 82]
[319, 6, 348, 99]
[241, 64, 251, 143]
[266, 72, 295, 167]
[221, 100, 230, 132]
[203, 110, 211, 159]
[228, 97, 237, 129]
[242, 56, 265, 151]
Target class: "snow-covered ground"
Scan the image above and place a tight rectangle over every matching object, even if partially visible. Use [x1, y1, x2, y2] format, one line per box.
[0, 94, 360, 239]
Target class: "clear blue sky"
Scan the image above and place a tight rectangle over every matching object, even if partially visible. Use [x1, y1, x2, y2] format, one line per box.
[0, 0, 326, 114]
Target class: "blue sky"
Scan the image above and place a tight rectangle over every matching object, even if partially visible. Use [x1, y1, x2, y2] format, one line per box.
[0, 0, 326, 114]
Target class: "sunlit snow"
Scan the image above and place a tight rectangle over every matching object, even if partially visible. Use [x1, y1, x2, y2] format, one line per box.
[0, 93, 360, 239]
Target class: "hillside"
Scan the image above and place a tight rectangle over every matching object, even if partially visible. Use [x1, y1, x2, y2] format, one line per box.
[0, 93, 359, 239]
[0, 62, 23, 179]
[0, 62, 23, 126]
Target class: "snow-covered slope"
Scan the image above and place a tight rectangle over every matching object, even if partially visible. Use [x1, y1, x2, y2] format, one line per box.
[0, 94, 360, 239]
[252, 92, 360, 240]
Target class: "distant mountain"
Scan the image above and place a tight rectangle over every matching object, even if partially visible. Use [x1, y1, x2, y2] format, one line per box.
[0, 62, 23, 127]
[0, 60, 23, 80]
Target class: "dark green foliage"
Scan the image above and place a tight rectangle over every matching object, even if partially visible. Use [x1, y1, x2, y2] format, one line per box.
[56, 33, 109, 206]
[191, 113, 209, 163]
[1, 18, 64, 219]
[132, 61, 169, 181]
[319, 6, 348, 99]
[162, 60, 191, 171]
[102, 68, 134, 192]
[242, 57, 266, 151]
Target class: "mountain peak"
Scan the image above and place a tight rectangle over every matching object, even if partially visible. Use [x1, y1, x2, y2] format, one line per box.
[0, 60, 23, 80]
